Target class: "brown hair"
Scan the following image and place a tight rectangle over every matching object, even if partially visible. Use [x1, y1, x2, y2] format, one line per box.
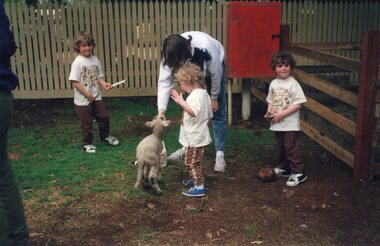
[174, 60, 204, 87]
[162, 34, 192, 76]
[73, 31, 96, 53]
[270, 51, 296, 70]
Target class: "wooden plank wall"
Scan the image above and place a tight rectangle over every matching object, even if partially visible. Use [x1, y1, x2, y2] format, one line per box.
[5, 0, 226, 99]
[4, 0, 380, 99]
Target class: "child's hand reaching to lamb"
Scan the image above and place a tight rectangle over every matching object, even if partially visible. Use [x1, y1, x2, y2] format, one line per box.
[170, 89, 184, 105]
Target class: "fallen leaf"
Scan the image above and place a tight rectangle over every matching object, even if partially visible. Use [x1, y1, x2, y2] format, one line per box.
[147, 203, 155, 209]
[186, 204, 197, 210]
[251, 240, 264, 244]
[8, 152, 20, 161]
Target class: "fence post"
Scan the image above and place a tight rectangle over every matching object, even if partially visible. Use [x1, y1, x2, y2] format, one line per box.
[280, 25, 290, 50]
[353, 31, 379, 182]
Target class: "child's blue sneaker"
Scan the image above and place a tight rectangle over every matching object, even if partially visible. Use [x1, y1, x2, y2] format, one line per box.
[182, 187, 206, 197]
[182, 179, 194, 187]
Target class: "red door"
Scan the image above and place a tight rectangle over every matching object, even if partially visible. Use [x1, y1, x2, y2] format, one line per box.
[227, 2, 281, 78]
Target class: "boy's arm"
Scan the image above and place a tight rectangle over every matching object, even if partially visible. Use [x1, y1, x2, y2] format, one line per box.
[71, 80, 95, 103]
[98, 78, 112, 91]
[170, 89, 196, 117]
[272, 103, 302, 123]
[266, 103, 274, 114]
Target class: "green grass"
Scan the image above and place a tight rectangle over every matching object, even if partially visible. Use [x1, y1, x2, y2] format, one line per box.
[8, 97, 275, 205]
[244, 223, 257, 240]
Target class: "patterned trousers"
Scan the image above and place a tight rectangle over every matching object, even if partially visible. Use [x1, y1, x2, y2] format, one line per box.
[184, 146, 205, 186]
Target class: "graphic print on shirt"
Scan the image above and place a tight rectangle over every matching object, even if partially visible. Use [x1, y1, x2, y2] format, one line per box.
[80, 65, 100, 90]
[271, 87, 293, 114]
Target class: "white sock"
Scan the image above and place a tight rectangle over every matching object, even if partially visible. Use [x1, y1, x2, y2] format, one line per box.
[194, 184, 204, 190]
[216, 151, 224, 157]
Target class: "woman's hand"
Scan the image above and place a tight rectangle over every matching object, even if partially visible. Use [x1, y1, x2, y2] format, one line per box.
[211, 99, 219, 112]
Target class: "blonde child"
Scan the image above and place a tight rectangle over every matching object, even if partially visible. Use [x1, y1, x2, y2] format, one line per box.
[69, 31, 119, 153]
[170, 61, 213, 197]
[266, 51, 307, 186]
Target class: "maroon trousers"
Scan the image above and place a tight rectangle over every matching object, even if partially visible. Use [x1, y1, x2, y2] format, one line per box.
[74, 100, 110, 145]
[184, 146, 205, 186]
[275, 131, 303, 174]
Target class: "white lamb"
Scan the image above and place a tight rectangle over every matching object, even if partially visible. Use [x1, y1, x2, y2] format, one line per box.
[134, 116, 170, 195]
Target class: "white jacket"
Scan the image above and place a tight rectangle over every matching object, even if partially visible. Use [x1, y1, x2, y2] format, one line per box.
[157, 31, 225, 111]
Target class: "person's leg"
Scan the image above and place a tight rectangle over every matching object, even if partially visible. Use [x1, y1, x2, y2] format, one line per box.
[274, 132, 290, 169]
[284, 131, 307, 186]
[284, 131, 303, 173]
[74, 104, 94, 146]
[184, 147, 205, 187]
[182, 146, 206, 197]
[206, 65, 228, 172]
[274, 132, 291, 177]
[0, 90, 29, 245]
[0, 201, 10, 246]
[92, 100, 110, 140]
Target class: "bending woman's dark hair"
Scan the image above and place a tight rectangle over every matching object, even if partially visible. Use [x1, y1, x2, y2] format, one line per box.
[162, 34, 192, 75]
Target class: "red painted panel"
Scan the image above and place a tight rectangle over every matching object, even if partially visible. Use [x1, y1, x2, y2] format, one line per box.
[227, 2, 281, 78]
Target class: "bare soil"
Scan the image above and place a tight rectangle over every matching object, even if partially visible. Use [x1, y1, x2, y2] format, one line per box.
[12, 97, 380, 246]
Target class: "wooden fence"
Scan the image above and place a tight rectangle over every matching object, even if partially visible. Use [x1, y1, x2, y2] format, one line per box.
[4, 0, 380, 99]
[252, 25, 380, 181]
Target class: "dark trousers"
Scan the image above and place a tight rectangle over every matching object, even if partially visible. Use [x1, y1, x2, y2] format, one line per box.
[275, 131, 304, 174]
[74, 100, 110, 145]
[0, 90, 29, 245]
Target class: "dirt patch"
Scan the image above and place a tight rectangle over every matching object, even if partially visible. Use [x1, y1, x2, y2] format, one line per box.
[12, 97, 380, 245]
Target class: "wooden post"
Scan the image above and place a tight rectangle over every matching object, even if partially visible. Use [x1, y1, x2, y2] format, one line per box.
[353, 31, 379, 182]
[242, 79, 252, 121]
[227, 77, 233, 126]
[280, 25, 290, 50]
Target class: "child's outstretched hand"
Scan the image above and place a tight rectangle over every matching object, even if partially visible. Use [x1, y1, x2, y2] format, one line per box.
[104, 82, 112, 91]
[170, 89, 184, 105]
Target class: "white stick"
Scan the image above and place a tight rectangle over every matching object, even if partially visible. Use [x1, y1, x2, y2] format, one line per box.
[111, 80, 127, 88]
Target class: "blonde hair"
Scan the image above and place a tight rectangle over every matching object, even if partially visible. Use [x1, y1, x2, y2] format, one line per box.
[174, 60, 204, 87]
[73, 31, 96, 53]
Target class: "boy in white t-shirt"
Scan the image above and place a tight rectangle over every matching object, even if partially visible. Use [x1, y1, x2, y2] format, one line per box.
[266, 51, 307, 186]
[69, 31, 119, 153]
[171, 61, 213, 197]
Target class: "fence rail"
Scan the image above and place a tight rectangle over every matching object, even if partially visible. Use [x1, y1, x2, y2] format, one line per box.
[4, 0, 380, 99]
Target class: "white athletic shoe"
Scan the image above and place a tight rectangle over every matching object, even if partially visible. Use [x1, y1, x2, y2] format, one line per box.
[214, 155, 227, 172]
[167, 147, 185, 161]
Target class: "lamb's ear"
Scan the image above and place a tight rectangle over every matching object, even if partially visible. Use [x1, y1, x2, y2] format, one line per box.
[145, 121, 154, 128]
[163, 120, 171, 127]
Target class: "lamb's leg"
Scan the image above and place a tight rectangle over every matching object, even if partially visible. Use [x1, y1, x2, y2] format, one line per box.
[143, 165, 149, 184]
[157, 168, 164, 184]
[149, 166, 162, 195]
[134, 162, 144, 189]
